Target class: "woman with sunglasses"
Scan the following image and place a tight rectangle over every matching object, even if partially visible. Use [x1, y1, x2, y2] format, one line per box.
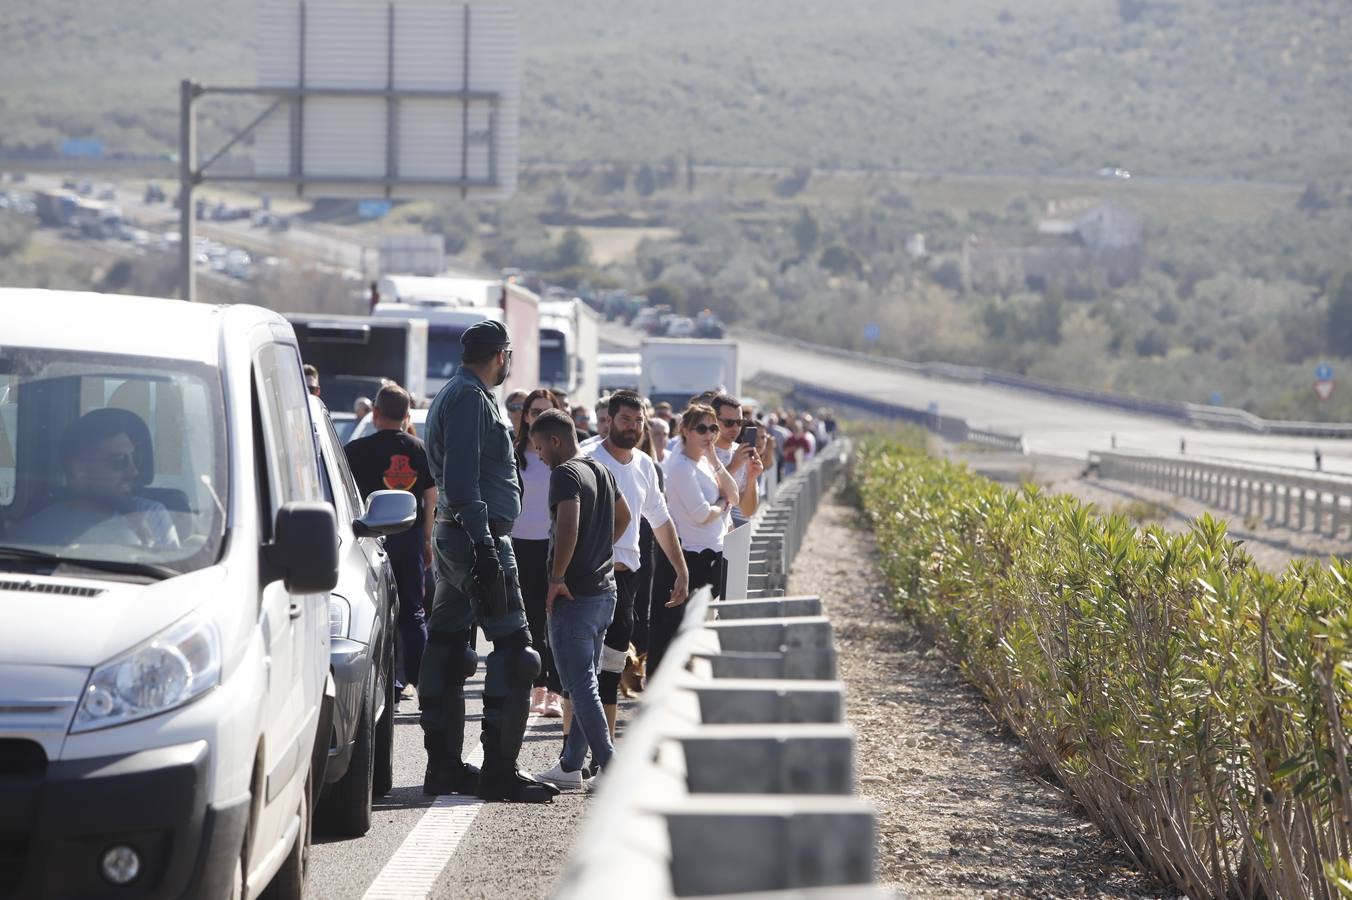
[511, 388, 567, 718]
[647, 403, 739, 675]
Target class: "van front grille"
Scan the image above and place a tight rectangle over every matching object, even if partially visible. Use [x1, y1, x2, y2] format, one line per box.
[0, 579, 102, 598]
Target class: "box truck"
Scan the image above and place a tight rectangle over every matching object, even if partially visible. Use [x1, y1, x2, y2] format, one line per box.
[640, 338, 740, 410]
[539, 298, 600, 409]
[372, 276, 539, 398]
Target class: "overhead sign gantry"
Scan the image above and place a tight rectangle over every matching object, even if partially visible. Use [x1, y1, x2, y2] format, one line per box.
[177, 1, 520, 300]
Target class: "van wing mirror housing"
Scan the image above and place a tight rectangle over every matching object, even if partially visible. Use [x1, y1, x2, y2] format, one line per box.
[354, 489, 417, 539]
[268, 502, 339, 593]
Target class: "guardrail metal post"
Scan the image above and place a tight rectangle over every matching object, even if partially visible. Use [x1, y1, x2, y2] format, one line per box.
[1296, 485, 1306, 531]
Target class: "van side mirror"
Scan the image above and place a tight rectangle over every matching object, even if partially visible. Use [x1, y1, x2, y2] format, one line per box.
[354, 489, 417, 538]
[267, 502, 339, 593]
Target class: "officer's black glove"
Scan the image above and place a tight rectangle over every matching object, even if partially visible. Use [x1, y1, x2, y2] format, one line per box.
[472, 541, 502, 586]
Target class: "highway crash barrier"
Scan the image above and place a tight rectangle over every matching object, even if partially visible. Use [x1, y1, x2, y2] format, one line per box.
[752, 373, 1026, 455]
[1093, 450, 1352, 537]
[735, 326, 1352, 440]
[554, 441, 886, 899]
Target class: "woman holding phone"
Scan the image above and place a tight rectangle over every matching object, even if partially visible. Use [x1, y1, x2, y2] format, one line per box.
[512, 388, 568, 717]
[648, 403, 740, 675]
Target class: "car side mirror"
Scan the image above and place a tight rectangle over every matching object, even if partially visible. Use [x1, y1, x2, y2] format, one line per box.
[267, 502, 339, 593]
[354, 489, 417, 538]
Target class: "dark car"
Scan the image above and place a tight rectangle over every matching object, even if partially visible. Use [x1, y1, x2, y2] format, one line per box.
[309, 396, 416, 836]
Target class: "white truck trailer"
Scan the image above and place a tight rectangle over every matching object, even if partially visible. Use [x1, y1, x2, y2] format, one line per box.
[539, 298, 601, 409]
[639, 338, 740, 410]
[371, 276, 540, 398]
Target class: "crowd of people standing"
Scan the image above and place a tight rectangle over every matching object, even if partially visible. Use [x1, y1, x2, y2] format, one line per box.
[328, 322, 837, 802]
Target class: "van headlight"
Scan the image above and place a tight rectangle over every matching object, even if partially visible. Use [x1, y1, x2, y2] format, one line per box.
[72, 614, 221, 733]
[329, 595, 351, 639]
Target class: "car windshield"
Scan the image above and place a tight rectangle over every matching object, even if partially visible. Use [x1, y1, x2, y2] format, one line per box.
[427, 326, 466, 378]
[540, 330, 568, 384]
[0, 347, 228, 577]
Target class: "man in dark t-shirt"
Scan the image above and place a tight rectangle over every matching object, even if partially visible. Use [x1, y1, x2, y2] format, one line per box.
[344, 384, 437, 696]
[528, 409, 630, 791]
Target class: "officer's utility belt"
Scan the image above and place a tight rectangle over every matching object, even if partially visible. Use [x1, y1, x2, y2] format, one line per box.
[437, 515, 513, 539]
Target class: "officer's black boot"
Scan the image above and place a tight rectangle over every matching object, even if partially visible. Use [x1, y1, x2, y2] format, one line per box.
[476, 723, 557, 803]
[422, 725, 479, 795]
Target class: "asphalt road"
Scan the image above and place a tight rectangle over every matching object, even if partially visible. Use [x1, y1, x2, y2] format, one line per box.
[307, 646, 618, 900]
[603, 324, 1352, 477]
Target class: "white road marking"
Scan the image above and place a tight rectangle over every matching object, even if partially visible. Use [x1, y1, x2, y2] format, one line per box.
[359, 745, 485, 900]
[360, 715, 549, 899]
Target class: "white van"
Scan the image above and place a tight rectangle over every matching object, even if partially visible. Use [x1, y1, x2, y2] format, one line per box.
[0, 289, 341, 899]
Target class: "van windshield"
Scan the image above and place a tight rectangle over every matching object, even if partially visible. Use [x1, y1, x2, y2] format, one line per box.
[0, 348, 228, 577]
[428, 326, 467, 379]
[540, 330, 568, 385]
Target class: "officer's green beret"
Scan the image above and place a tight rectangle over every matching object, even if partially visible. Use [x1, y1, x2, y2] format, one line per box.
[461, 318, 510, 347]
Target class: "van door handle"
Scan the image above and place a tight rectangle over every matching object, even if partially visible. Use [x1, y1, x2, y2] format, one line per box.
[289, 601, 303, 620]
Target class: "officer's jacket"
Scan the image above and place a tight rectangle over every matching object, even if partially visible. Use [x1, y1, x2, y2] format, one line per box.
[425, 366, 522, 545]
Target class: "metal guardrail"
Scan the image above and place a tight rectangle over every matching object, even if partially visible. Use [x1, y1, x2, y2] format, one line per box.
[735, 326, 1352, 439]
[753, 373, 1026, 454]
[1094, 450, 1352, 537]
[554, 440, 885, 899]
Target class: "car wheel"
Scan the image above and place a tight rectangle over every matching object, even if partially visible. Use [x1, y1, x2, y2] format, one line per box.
[259, 770, 310, 899]
[373, 656, 396, 798]
[315, 702, 375, 837]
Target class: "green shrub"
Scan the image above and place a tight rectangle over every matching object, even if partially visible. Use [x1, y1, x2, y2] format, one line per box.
[855, 439, 1352, 899]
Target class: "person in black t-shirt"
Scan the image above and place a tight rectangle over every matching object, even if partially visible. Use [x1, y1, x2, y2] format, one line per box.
[528, 409, 630, 791]
[344, 384, 437, 697]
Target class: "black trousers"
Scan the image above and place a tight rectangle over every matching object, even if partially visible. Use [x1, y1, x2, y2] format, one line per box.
[647, 547, 723, 677]
[632, 519, 656, 654]
[598, 569, 638, 705]
[511, 537, 562, 693]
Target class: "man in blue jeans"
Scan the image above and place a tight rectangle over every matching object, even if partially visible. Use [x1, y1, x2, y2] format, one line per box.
[529, 409, 631, 791]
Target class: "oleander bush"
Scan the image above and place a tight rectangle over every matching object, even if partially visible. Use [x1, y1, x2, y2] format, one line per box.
[855, 440, 1352, 899]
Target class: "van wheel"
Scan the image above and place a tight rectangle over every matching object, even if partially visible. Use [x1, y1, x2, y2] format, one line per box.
[373, 657, 396, 798]
[259, 772, 310, 900]
[316, 704, 374, 837]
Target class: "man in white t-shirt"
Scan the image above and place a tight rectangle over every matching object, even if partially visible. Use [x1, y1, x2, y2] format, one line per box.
[583, 390, 690, 739]
[711, 393, 763, 528]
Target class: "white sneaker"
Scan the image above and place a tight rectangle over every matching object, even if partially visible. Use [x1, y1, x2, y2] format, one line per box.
[535, 761, 583, 791]
[585, 766, 604, 791]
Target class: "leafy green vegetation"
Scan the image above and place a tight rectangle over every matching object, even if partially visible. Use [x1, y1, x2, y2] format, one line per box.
[856, 437, 1352, 898]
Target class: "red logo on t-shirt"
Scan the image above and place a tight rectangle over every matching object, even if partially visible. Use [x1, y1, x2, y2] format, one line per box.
[383, 455, 418, 491]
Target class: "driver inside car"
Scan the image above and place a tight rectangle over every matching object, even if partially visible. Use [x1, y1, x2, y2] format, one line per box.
[15, 408, 180, 550]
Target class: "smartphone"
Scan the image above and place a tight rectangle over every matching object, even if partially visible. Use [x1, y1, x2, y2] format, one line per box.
[737, 424, 759, 446]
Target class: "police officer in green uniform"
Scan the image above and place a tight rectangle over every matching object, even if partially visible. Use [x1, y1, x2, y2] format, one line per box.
[419, 319, 557, 803]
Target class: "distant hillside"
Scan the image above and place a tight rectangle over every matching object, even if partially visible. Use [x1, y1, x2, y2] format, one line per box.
[1, 0, 1348, 179]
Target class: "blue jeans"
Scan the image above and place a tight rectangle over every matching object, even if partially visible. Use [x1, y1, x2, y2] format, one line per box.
[548, 589, 617, 771]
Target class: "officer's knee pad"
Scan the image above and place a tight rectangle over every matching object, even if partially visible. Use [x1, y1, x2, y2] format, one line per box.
[431, 628, 478, 682]
[600, 644, 628, 675]
[458, 643, 480, 682]
[507, 645, 542, 687]
[488, 644, 541, 688]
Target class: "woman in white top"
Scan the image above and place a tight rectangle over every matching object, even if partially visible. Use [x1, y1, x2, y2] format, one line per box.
[512, 388, 567, 717]
[648, 403, 740, 674]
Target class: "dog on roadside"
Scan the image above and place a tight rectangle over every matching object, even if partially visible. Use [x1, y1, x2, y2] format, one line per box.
[619, 645, 646, 698]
